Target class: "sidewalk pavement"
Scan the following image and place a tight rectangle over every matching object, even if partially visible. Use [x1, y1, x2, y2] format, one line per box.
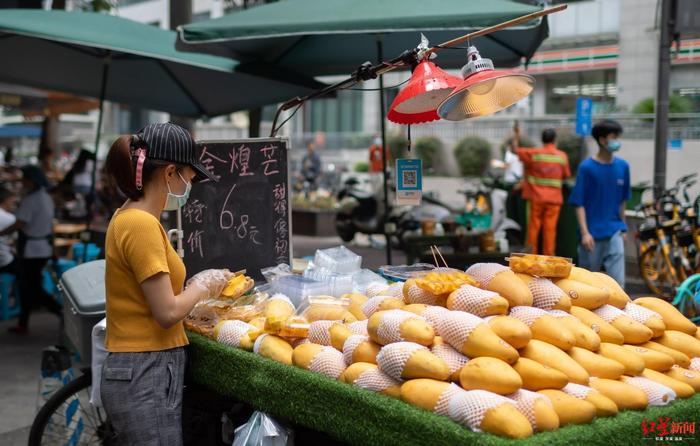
[0, 312, 63, 445]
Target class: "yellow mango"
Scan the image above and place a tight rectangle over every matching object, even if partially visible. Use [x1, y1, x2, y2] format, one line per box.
[520, 340, 590, 384]
[634, 297, 697, 335]
[642, 368, 695, 398]
[485, 315, 532, 349]
[570, 306, 625, 344]
[655, 330, 700, 358]
[254, 334, 293, 365]
[664, 366, 700, 391]
[597, 343, 645, 375]
[538, 389, 596, 425]
[459, 357, 522, 395]
[554, 278, 609, 310]
[623, 345, 674, 372]
[591, 272, 631, 308]
[589, 378, 649, 410]
[376, 342, 450, 381]
[368, 310, 435, 346]
[512, 357, 568, 390]
[568, 347, 625, 379]
[639, 341, 691, 368]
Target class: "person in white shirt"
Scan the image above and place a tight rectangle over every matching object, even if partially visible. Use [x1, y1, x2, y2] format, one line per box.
[1, 165, 59, 334]
[503, 148, 523, 184]
[0, 186, 17, 274]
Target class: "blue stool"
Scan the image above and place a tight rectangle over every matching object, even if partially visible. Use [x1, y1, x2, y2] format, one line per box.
[72, 243, 100, 264]
[43, 259, 77, 305]
[0, 273, 20, 321]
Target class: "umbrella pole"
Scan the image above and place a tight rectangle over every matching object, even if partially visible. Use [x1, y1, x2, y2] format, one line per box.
[377, 37, 392, 265]
[84, 54, 110, 263]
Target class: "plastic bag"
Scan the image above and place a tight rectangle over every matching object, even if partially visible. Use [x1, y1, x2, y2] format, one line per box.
[233, 411, 293, 446]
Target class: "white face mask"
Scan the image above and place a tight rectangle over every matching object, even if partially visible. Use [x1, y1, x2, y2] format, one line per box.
[164, 171, 191, 211]
[373, 137, 382, 146]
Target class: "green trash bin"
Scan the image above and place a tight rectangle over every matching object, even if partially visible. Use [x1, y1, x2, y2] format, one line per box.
[627, 182, 652, 210]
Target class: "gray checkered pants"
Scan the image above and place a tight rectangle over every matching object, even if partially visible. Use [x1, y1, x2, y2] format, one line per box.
[101, 348, 186, 445]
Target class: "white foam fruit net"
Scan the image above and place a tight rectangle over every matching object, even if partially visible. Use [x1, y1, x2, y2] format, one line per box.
[269, 293, 295, 310]
[434, 383, 467, 416]
[217, 320, 256, 348]
[354, 368, 401, 393]
[348, 320, 369, 336]
[548, 309, 575, 320]
[623, 376, 676, 406]
[529, 278, 565, 310]
[448, 285, 501, 317]
[562, 383, 594, 399]
[343, 334, 371, 365]
[421, 306, 449, 334]
[291, 337, 310, 348]
[466, 263, 509, 288]
[438, 311, 485, 352]
[365, 282, 390, 298]
[376, 310, 424, 345]
[593, 305, 625, 323]
[253, 334, 268, 355]
[447, 389, 514, 432]
[690, 357, 700, 372]
[362, 295, 396, 318]
[623, 302, 661, 324]
[406, 283, 442, 305]
[308, 346, 346, 379]
[508, 389, 552, 431]
[376, 341, 426, 381]
[431, 343, 469, 375]
[508, 306, 547, 327]
[308, 320, 336, 346]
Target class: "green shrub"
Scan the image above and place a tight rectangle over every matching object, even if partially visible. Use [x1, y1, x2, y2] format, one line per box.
[454, 136, 492, 177]
[414, 136, 442, 173]
[499, 134, 536, 158]
[632, 94, 693, 114]
[354, 161, 369, 173]
[556, 132, 585, 174]
[387, 132, 409, 161]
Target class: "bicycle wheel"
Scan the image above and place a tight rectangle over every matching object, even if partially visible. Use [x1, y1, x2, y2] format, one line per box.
[28, 371, 113, 446]
[639, 246, 677, 299]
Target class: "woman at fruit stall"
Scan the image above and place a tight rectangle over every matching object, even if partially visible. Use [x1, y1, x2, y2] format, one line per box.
[101, 122, 233, 445]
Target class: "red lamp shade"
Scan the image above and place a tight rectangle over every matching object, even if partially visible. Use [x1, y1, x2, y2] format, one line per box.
[437, 46, 534, 121]
[388, 60, 461, 125]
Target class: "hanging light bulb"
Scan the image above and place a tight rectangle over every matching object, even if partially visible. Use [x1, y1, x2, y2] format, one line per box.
[437, 46, 534, 121]
[387, 59, 462, 125]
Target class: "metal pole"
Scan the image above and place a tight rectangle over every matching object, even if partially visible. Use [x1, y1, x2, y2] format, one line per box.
[653, 0, 674, 198]
[377, 37, 392, 265]
[84, 53, 110, 263]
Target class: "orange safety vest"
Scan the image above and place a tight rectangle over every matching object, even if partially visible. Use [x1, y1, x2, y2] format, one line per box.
[517, 144, 571, 205]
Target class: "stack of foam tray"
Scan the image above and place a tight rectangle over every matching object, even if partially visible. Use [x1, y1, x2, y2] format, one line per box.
[186, 333, 700, 446]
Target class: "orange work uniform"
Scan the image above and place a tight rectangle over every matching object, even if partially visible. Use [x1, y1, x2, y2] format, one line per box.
[369, 144, 390, 173]
[517, 144, 571, 255]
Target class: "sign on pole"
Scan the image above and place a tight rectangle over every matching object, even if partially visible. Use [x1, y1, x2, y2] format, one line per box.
[395, 158, 422, 206]
[575, 97, 593, 136]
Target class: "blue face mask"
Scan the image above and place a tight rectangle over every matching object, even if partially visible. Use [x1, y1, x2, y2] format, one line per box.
[164, 172, 191, 211]
[607, 140, 621, 152]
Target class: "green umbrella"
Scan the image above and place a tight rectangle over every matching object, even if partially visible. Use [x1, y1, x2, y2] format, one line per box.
[176, 0, 548, 73]
[177, 0, 551, 264]
[0, 9, 323, 257]
[0, 9, 323, 117]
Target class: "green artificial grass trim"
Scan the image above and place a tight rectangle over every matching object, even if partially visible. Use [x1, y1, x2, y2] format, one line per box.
[186, 332, 700, 446]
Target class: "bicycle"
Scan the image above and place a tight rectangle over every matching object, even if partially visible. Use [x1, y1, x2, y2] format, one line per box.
[637, 173, 700, 299]
[28, 260, 113, 446]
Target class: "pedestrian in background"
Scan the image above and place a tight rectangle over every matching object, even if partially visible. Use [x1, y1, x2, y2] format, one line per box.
[0, 186, 17, 274]
[300, 139, 321, 188]
[515, 126, 571, 256]
[1, 165, 59, 334]
[569, 119, 630, 287]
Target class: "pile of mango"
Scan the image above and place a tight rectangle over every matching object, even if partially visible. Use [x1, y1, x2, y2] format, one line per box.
[211, 264, 700, 439]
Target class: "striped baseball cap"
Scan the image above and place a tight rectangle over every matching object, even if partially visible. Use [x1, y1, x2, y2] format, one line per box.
[134, 122, 216, 183]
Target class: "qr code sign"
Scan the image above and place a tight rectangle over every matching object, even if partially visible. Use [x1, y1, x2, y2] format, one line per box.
[402, 170, 417, 187]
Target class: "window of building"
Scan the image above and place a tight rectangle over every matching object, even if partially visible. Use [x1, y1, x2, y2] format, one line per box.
[675, 87, 700, 112]
[545, 70, 616, 114]
[303, 90, 363, 133]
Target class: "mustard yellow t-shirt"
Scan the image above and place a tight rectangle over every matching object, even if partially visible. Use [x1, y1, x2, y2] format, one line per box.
[105, 208, 188, 352]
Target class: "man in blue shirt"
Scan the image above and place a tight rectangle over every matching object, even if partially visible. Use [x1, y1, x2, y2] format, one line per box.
[569, 120, 630, 287]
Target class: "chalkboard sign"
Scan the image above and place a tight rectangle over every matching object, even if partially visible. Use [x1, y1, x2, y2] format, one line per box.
[181, 138, 291, 281]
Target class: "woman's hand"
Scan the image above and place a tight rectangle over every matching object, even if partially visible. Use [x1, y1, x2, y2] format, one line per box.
[186, 269, 235, 300]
